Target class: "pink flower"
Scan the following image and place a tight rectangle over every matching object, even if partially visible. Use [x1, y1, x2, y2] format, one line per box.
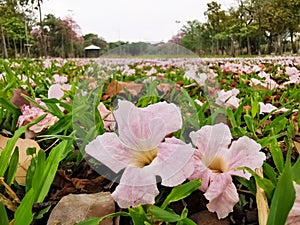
[259, 102, 278, 114]
[97, 103, 116, 131]
[47, 74, 70, 99]
[216, 88, 240, 109]
[85, 100, 195, 208]
[184, 69, 208, 86]
[189, 123, 266, 219]
[146, 67, 157, 76]
[285, 66, 299, 77]
[17, 101, 58, 133]
[53, 74, 68, 84]
[286, 182, 300, 225]
[48, 81, 71, 99]
[48, 84, 65, 99]
[284, 66, 300, 85]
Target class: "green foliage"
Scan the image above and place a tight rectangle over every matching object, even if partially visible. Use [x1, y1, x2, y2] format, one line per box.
[0, 201, 9, 225]
[0, 115, 46, 178]
[14, 139, 73, 225]
[161, 179, 201, 209]
[267, 152, 295, 225]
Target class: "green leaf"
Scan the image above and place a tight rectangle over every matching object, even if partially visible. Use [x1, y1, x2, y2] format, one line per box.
[269, 140, 284, 173]
[14, 139, 73, 225]
[251, 96, 259, 118]
[267, 152, 295, 225]
[5, 146, 19, 185]
[242, 167, 275, 200]
[243, 114, 256, 134]
[263, 162, 278, 185]
[257, 133, 287, 148]
[129, 206, 151, 225]
[178, 218, 197, 225]
[42, 98, 72, 112]
[292, 156, 300, 184]
[44, 113, 72, 135]
[0, 201, 9, 225]
[0, 114, 46, 177]
[226, 107, 237, 128]
[149, 205, 181, 222]
[76, 212, 129, 225]
[264, 116, 288, 135]
[161, 179, 201, 209]
[33, 205, 51, 220]
[44, 101, 65, 118]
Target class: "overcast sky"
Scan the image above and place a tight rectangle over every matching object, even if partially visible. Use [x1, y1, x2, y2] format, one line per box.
[41, 0, 237, 42]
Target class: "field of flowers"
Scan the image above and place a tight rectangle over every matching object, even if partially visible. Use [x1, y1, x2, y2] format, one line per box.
[0, 56, 299, 225]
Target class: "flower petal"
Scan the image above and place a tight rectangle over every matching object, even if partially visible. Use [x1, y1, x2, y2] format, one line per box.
[114, 100, 182, 151]
[112, 166, 159, 208]
[204, 173, 239, 219]
[190, 123, 232, 161]
[97, 103, 116, 131]
[225, 136, 265, 179]
[156, 137, 195, 187]
[48, 83, 64, 99]
[286, 182, 300, 225]
[85, 133, 132, 173]
[189, 159, 213, 192]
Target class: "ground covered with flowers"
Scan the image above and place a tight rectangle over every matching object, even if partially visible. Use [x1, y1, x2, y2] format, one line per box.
[0, 56, 300, 225]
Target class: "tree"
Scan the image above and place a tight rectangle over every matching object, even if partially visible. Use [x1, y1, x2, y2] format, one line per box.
[30, 14, 84, 57]
[83, 33, 108, 54]
[0, 0, 32, 57]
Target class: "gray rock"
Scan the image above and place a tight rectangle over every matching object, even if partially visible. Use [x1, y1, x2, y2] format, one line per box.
[47, 192, 115, 225]
[189, 210, 230, 225]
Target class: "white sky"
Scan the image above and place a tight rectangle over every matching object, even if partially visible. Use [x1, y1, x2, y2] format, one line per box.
[41, 0, 237, 42]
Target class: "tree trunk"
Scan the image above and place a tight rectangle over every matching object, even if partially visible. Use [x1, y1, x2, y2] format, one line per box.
[278, 34, 283, 55]
[38, 0, 46, 57]
[0, 25, 8, 58]
[247, 36, 251, 55]
[290, 31, 296, 53]
[13, 38, 17, 58]
[20, 39, 22, 56]
[230, 38, 235, 57]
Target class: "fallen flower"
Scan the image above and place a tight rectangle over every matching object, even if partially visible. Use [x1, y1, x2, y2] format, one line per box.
[48, 75, 71, 99]
[286, 182, 300, 225]
[17, 100, 58, 134]
[97, 102, 116, 131]
[216, 88, 240, 109]
[53, 74, 68, 84]
[189, 123, 266, 219]
[86, 100, 195, 208]
[259, 102, 278, 114]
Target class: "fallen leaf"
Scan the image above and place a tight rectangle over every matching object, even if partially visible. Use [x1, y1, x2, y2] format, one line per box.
[255, 167, 269, 225]
[0, 135, 40, 186]
[102, 80, 143, 100]
[11, 89, 30, 108]
[293, 138, 300, 154]
[50, 170, 106, 200]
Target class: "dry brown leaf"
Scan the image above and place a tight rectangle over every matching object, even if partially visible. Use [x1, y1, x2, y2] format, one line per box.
[50, 170, 106, 200]
[102, 80, 143, 100]
[11, 89, 30, 108]
[293, 139, 300, 154]
[0, 135, 40, 186]
[255, 167, 269, 225]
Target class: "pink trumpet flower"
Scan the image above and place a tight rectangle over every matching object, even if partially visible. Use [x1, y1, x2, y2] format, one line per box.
[216, 88, 240, 109]
[286, 182, 300, 225]
[97, 102, 116, 131]
[86, 100, 195, 208]
[189, 123, 266, 219]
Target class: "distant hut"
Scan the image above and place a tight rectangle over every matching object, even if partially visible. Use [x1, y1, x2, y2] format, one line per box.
[84, 45, 101, 57]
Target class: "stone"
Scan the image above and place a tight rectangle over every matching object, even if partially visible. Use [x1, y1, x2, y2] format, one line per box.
[47, 192, 115, 225]
[189, 210, 231, 225]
